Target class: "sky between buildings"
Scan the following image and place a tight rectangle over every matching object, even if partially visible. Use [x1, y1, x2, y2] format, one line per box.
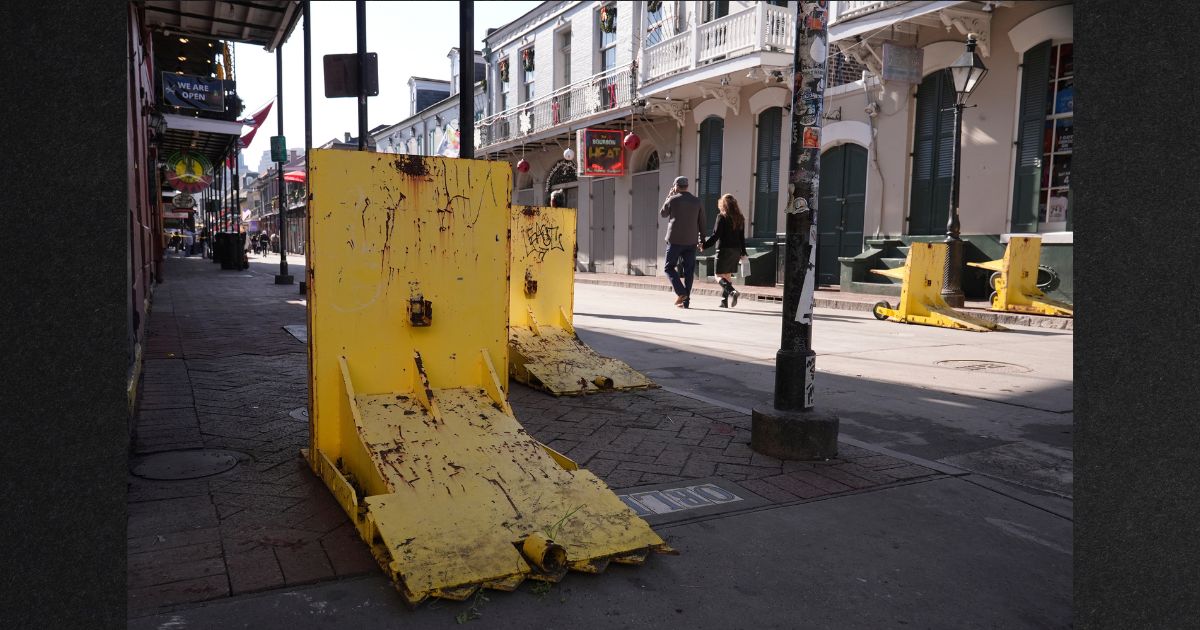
[234, 1, 541, 172]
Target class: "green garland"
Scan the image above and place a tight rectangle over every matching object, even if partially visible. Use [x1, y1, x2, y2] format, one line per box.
[599, 5, 617, 33]
[522, 48, 535, 73]
[498, 58, 510, 83]
[647, 1, 663, 14]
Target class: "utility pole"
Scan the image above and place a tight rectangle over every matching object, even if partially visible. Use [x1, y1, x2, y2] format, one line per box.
[356, 0, 367, 151]
[458, 1, 474, 159]
[750, 0, 839, 460]
[275, 43, 293, 285]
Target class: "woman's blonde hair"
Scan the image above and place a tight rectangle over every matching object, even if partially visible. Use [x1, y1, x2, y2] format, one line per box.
[718, 194, 745, 231]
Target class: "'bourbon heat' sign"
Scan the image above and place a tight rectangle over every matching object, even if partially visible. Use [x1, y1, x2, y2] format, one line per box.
[576, 128, 626, 177]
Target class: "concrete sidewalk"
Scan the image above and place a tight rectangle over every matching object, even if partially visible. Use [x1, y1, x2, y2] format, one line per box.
[126, 254, 1071, 627]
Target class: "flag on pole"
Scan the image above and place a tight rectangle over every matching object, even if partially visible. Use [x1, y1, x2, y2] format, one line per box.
[239, 100, 274, 149]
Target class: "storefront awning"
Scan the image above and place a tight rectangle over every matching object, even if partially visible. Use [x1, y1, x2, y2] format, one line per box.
[158, 113, 244, 167]
[139, 1, 302, 52]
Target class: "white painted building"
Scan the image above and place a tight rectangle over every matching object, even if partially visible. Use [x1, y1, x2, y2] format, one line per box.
[478, 1, 866, 283]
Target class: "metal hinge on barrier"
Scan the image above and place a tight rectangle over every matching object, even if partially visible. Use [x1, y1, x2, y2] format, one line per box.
[409, 295, 433, 327]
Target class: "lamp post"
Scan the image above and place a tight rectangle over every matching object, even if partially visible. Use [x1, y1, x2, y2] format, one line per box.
[941, 33, 988, 307]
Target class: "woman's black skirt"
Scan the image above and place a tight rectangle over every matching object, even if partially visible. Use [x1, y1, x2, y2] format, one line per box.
[716, 248, 741, 274]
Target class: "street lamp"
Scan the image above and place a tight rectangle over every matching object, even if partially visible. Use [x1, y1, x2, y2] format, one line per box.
[941, 33, 988, 307]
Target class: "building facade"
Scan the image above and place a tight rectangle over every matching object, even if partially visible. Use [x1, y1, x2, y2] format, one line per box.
[372, 50, 487, 156]
[477, 1, 868, 283]
[823, 0, 1072, 301]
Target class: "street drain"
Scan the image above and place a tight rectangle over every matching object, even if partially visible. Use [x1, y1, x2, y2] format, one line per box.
[289, 407, 309, 421]
[936, 360, 1032, 374]
[132, 449, 245, 480]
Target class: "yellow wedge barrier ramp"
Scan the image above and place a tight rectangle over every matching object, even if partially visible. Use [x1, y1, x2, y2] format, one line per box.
[304, 151, 670, 606]
[967, 236, 1073, 317]
[509, 204, 656, 395]
[869, 242, 1003, 332]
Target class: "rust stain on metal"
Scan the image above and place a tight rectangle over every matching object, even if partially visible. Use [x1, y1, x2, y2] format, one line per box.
[392, 155, 430, 177]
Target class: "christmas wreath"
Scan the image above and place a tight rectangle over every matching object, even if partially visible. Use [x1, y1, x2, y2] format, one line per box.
[647, 1, 663, 14]
[599, 5, 617, 33]
[522, 48, 535, 72]
[498, 58, 510, 83]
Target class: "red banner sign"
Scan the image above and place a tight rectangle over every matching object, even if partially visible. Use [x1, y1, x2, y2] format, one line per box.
[577, 128, 626, 177]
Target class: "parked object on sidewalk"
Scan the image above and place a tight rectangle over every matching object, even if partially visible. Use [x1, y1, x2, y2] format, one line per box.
[509, 204, 656, 395]
[871, 242, 1004, 332]
[968, 236, 1073, 317]
[306, 151, 670, 607]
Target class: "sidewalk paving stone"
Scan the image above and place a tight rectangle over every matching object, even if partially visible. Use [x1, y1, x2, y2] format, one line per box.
[127, 256, 945, 620]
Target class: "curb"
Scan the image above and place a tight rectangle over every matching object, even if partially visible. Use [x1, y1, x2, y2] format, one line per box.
[574, 276, 1073, 331]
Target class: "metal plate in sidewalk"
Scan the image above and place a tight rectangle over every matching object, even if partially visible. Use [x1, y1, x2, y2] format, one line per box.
[935, 360, 1032, 374]
[132, 449, 245, 480]
[616, 477, 769, 526]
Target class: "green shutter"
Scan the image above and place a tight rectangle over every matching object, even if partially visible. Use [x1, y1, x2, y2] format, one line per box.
[1011, 41, 1051, 233]
[754, 107, 782, 238]
[908, 70, 955, 235]
[698, 117, 724, 230]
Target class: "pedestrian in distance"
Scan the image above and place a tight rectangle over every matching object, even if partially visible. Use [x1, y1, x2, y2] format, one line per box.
[659, 176, 706, 309]
[704, 194, 749, 308]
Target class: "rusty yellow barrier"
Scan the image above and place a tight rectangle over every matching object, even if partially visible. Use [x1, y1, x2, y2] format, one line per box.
[870, 242, 1003, 332]
[968, 236, 1073, 317]
[508, 205, 655, 395]
[304, 151, 669, 606]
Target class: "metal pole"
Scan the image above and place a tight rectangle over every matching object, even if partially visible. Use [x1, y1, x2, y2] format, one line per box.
[356, 0, 367, 151]
[459, 1, 474, 159]
[941, 102, 966, 307]
[275, 43, 293, 284]
[303, 0, 312, 294]
[750, 0, 838, 461]
[233, 147, 241, 243]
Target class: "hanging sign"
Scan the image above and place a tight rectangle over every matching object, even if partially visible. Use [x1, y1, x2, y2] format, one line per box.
[172, 193, 196, 209]
[576, 128, 626, 176]
[164, 150, 214, 194]
[162, 72, 225, 112]
[882, 41, 923, 84]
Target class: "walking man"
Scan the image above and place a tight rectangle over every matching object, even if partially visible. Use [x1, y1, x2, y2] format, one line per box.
[659, 176, 706, 308]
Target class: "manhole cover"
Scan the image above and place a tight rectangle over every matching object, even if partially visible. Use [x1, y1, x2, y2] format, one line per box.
[132, 449, 244, 480]
[935, 360, 1032, 374]
[289, 407, 309, 421]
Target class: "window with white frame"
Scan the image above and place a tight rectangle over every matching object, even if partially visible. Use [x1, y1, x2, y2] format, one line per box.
[1012, 40, 1073, 233]
[598, 4, 617, 109]
[1039, 42, 1073, 230]
[521, 47, 535, 102]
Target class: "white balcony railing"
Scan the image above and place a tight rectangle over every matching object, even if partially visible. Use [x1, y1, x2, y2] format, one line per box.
[829, 1, 904, 25]
[644, 3, 795, 84]
[645, 30, 692, 81]
[477, 63, 636, 151]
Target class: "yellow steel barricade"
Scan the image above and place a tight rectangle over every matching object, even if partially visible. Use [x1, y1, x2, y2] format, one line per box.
[968, 236, 1073, 317]
[870, 242, 1003, 332]
[508, 204, 656, 395]
[304, 151, 669, 606]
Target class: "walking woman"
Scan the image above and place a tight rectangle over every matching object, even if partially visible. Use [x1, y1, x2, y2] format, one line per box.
[703, 194, 749, 308]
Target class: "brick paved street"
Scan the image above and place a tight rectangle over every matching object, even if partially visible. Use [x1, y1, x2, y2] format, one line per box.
[127, 254, 941, 619]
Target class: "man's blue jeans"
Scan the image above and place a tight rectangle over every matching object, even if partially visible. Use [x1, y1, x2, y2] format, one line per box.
[664, 243, 697, 298]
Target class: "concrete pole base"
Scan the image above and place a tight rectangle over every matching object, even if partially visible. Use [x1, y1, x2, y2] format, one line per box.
[751, 407, 840, 460]
[274, 274, 295, 285]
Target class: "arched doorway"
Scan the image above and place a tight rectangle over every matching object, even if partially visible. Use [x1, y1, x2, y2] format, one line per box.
[545, 159, 577, 207]
[698, 116, 724, 229]
[753, 107, 783, 239]
[817, 143, 867, 285]
[908, 69, 956, 235]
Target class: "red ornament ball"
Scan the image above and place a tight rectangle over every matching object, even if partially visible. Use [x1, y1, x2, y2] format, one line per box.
[517, 159, 530, 173]
[623, 132, 641, 151]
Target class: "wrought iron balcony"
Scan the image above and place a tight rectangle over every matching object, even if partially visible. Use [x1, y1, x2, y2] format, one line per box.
[476, 63, 637, 151]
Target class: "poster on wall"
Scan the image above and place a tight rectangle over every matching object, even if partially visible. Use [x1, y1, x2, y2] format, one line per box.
[576, 128, 626, 176]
